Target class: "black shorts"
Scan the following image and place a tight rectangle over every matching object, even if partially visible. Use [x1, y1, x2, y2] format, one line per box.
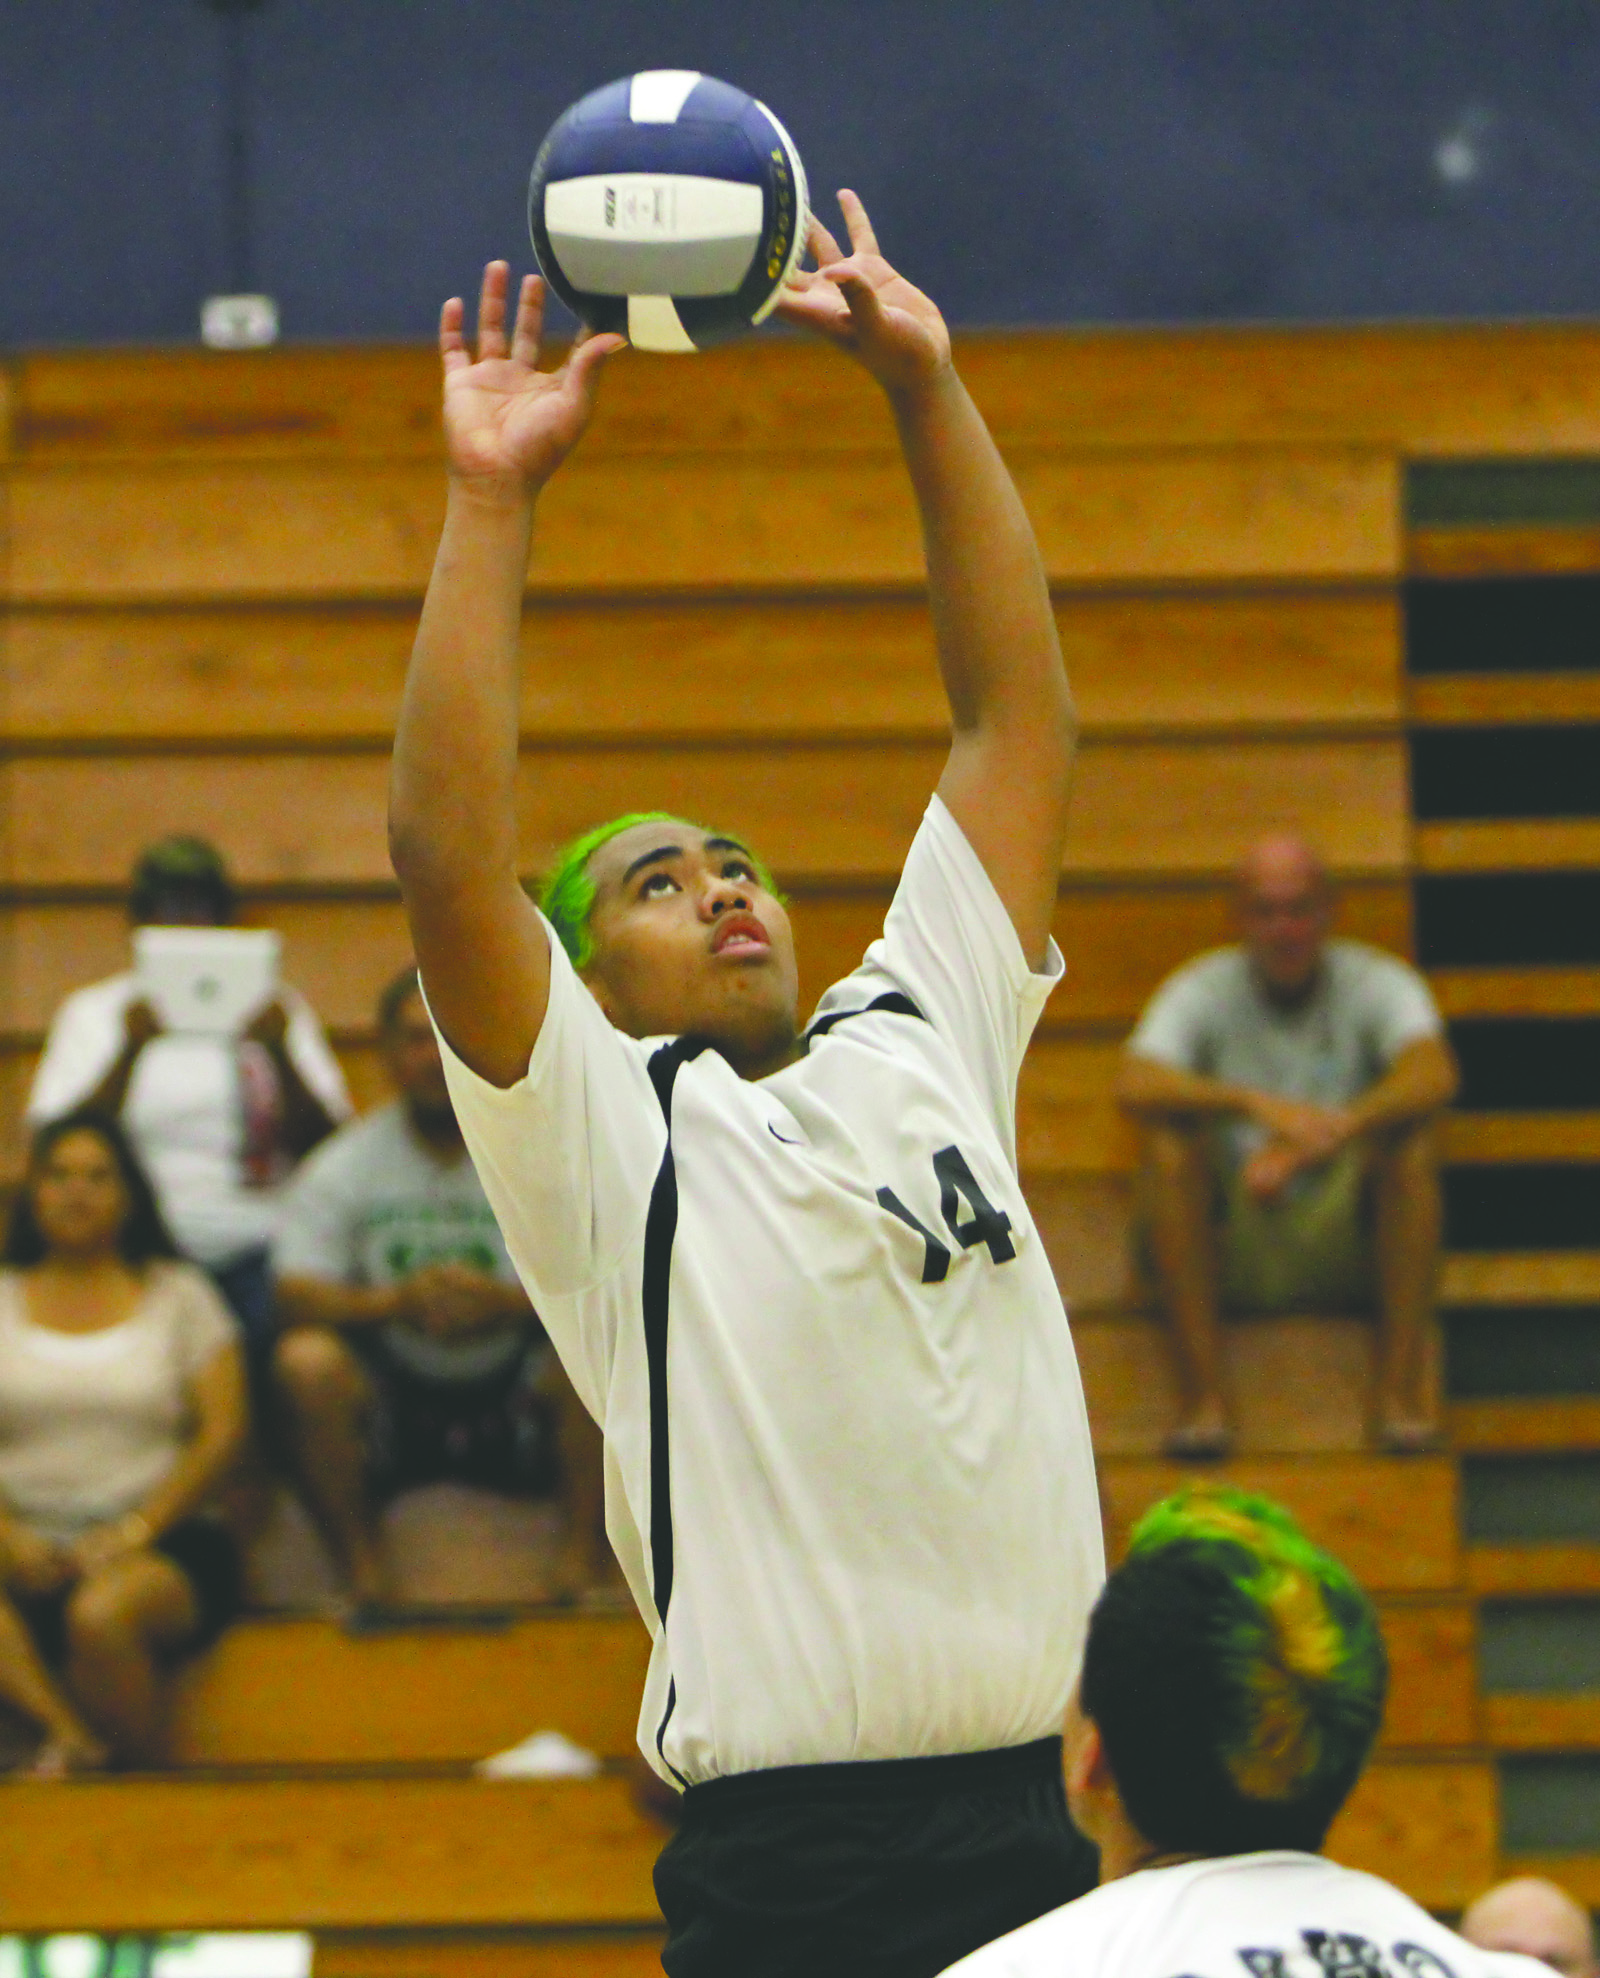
[17, 1518, 243, 1667]
[353, 1336, 562, 1501]
[654, 1736, 1098, 1978]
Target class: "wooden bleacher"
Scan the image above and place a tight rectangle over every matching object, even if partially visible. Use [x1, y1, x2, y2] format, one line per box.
[3, 322, 1600, 1956]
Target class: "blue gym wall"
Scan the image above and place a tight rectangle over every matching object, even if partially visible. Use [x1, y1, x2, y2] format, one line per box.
[6, 0, 1600, 346]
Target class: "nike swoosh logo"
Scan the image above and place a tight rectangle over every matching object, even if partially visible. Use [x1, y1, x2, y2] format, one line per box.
[768, 1122, 803, 1146]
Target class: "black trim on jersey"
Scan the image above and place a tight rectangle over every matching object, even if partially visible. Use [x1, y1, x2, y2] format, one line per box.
[643, 1035, 708, 1790]
[804, 989, 925, 1044]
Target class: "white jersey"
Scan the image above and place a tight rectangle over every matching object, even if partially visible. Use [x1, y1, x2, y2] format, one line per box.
[433, 795, 1102, 1786]
[942, 1853, 1552, 1978]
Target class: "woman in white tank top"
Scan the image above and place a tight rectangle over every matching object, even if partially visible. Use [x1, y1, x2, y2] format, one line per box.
[0, 1108, 246, 1773]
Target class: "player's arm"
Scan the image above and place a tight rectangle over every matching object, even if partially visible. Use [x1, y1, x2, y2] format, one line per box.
[777, 196, 1074, 970]
[389, 264, 624, 1087]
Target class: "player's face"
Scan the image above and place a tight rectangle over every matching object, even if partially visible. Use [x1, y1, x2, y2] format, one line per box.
[582, 822, 800, 1076]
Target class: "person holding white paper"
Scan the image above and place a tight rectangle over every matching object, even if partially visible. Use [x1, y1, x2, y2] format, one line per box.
[27, 837, 350, 1362]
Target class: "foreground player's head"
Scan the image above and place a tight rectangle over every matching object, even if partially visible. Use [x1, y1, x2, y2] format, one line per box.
[541, 813, 800, 1076]
[1462, 1878, 1599, 1978]
[1067, 1487, 1387, 1880]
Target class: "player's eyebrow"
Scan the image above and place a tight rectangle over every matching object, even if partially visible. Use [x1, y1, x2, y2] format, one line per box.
[621, 844, 686, 886]
[620, 835, 756, 889]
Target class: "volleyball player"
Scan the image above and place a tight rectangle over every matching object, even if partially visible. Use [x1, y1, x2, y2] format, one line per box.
[944, 1489, 1543, 1978]
[389, 193, 1103, 1978]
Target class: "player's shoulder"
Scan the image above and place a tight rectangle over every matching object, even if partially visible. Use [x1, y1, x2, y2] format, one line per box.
[940, 1876, 1129, 1974]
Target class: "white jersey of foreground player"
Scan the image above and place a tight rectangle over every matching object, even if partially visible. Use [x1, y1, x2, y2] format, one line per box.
[431, 795, 1103, 1787]
[942, 1852, 1552, 1978]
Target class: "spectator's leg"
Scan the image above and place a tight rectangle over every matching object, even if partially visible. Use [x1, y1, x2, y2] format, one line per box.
[273, 1327, 389, 1604]
[1370, 1117, 1444, 1450]
[540, 1355, 616, 1598]
[1138, 1122, 1230, 1457]
[0, 1591, 106, 1772]
[64, 1552, 195, 1767]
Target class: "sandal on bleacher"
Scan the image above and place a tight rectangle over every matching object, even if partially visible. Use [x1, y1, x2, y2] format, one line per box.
[26, 1734, 108, 1779]
[1163, 1413, 1233, 1462]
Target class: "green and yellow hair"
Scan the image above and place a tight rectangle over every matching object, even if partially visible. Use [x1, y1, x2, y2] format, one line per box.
[1081, 1487, 1386, 1856]
[537, 812, 783, 972]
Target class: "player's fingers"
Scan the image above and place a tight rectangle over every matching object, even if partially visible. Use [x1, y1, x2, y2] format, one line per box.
[509, 274, 544, 367]
[476, 260, 510, 359]
[807, 211, 845, 267]
[837, 189, 881, 258]
[830, 267, 886, 336]
[439, 297, 471, 371]
[565, 330, 627, 396]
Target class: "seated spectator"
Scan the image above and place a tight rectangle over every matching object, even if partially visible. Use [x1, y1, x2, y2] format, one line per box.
[272, 967, 608, 1608]
[27, 835, 350, 1371]
[0, 1110, 246, 1773]
[1117, 833, 1458, 1458]
[945, 1487, 1541, 1977]
[1463, 1879, 1598, 1978]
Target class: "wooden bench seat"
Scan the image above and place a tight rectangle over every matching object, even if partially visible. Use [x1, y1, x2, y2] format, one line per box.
[0, 1775, 664, 1933]
[170, 1613, 649, 1770]
[311, 1936, 663, 1978]
[1, 590, 1401, 746]
[1099, 1454, 1460, 1591]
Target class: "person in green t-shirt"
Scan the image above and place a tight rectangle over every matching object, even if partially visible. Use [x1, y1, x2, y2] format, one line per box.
[272, 967, 608, 1607]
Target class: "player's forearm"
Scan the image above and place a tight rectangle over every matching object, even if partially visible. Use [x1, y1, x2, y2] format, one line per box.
[1344, 1037, 1459, 1138]
[390, 484, 534, 901]
[1117, 1051, 1268, 1123]
[275, 1273, 409, 1331]
[890, 368, 1074, 751]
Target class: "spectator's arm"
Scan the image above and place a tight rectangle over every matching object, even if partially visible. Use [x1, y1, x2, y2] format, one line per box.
[77, 1001, 163, 1120]
[1344, 1034, 1459, 1138]
[1117, 1049, 1273, 1125]
[136, 1339, 248, 1538]
[244, 1001, 340, 1158]
[275, 1272, 412, 1331]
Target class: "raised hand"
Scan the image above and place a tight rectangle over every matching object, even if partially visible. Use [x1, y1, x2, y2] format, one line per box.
[440, 262, 626, 497]
[775, 191, 951, 394]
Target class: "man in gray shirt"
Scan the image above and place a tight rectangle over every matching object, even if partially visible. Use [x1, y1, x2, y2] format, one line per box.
[272, 968, 606, 1606]
[1117, 833, 1458, 1459]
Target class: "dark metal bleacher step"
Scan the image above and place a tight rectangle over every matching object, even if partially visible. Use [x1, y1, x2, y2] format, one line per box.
[1465, 1456, 1600, 1545]
[1450, 1308, 1600, 1398]
[1450, 1019, 1600, 1111]
[1409, 461, 1600, 530]
[1446, 1167, 1600, 1251]
[1418, 874, 1600, 968]
[1503, 1756, 1600, 1851]
[1413, 727, 1600, 820]
[1482, 1601, 1600, 1694]
[1406, 573, 1600, 677]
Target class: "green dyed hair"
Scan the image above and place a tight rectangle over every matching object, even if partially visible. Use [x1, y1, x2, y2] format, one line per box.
[1081, 1486, 1387, 1857]
[537, 812, 784, 971]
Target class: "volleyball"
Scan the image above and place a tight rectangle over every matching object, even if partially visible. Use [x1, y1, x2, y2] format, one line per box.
[527, 70, 808, 354]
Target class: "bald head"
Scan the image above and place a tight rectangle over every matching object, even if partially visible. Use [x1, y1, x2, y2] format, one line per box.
[1461, 1877, 1597, 1978]
[1236, 832, 1334, 1003]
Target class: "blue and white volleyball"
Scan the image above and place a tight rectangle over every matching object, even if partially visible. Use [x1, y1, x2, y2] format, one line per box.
[528, 71, 808, 353]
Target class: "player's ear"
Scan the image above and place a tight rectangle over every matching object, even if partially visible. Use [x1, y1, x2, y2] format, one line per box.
[1065, 1713, 1105, 1801]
